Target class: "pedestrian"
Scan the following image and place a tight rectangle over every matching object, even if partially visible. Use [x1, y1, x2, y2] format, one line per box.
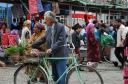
[32, 11, 67, 84]
[72, 23, 83, 64]
[29, 22, 47, 51]
[86, 23, 100, 67]
[0, 22, 10, 34]
[114, 19, 128, 69]
[0, 22, 10, 48]
[20, 20, 31, 47]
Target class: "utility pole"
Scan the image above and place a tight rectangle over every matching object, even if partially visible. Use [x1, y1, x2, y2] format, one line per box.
[69, 2, 72, 26]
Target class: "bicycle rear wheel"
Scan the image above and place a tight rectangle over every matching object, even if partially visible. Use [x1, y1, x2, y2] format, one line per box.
[14, 62, 48, 84]
[66, 65, 104, 84]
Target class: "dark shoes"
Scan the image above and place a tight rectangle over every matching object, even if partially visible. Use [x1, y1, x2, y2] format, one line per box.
[113, 61, 118, 67]
[119, 66, 123, 70]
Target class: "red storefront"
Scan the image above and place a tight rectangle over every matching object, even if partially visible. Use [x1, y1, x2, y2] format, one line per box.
[72, 13, 96, 23]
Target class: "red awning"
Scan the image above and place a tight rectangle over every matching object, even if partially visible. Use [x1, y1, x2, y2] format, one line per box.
[72, 14, 96, 19]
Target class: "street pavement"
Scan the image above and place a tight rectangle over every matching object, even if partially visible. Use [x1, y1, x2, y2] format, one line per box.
[0, 62, 123, 84]
[97, 62, 123, 84]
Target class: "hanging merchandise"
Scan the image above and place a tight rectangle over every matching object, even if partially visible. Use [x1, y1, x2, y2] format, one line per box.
[29, 0, 44, 15]
[27, 14, 31, 20]
[39, 11, 45, 20]
[29, 0, 38, 14]
[7, 7, 13, 28]
[11, 4, 24, 18]
[52, 2, 60, 14]
[37, 0, 44, 12]
[43, 2, 52, 12]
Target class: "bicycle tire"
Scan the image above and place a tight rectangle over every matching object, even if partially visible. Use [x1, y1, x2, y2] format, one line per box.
[65, 65, 104, 84]
[14, 62, 48, 84]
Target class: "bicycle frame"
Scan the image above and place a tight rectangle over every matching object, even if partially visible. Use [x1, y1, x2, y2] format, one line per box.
[14, 48, 104, 84]
[38, 55, 81, 84]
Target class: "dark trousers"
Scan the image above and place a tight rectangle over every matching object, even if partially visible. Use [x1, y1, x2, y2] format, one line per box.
[75, 48, 82, 64]
[115, 47, 126, 66]
[52, 59, 66, 84]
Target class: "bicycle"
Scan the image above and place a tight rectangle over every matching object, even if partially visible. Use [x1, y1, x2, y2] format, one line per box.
[14, 49, 104, 84]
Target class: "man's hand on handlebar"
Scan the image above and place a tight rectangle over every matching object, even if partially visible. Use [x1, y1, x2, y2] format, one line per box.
[46, 49, 52, 54]
[30, 49, 41, 57]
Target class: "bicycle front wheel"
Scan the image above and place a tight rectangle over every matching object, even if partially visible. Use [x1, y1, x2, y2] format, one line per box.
[14, 62, 48, 84]
[66, 65, 104, 84]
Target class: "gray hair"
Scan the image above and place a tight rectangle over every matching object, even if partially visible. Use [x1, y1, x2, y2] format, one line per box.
[44, 11, 57, 22]
[23, 20, 31, 27]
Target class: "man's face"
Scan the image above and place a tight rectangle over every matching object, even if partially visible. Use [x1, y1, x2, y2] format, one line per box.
[78, 28, 82, 33]
[114, 21, 120, 28]
[44, 18, 52, 26]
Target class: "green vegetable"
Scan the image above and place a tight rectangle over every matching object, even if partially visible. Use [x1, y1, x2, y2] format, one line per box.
[5, 46, 25, 56]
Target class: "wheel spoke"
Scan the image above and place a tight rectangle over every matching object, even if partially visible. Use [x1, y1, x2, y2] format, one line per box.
[14, 63, 48, 84]
[66, 65, 104, 84]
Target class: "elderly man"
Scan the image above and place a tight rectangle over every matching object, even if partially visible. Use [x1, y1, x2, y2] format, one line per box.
[32, 11, 67, 84]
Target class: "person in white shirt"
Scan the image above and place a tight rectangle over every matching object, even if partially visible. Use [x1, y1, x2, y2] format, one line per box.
[114, 19, 127, 68]
[20, 20, 31, 47]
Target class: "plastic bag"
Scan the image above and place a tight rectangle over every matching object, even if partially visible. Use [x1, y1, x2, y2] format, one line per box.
[100, 34, 115, 47]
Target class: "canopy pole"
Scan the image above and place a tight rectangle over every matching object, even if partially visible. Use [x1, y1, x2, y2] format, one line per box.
[108, 9, 110, 25]
[6, 3, 9, 27]
[84, 5, 88, 25]
[20, 0, 29, 13]
[20, 0, 32, 20]
[69, 2, 72, 26]
[99, 8, 102, 21]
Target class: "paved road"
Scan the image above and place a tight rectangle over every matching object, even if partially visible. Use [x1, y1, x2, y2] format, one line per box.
[97, 63, 123, 84]
[0, 63, 123, 84]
